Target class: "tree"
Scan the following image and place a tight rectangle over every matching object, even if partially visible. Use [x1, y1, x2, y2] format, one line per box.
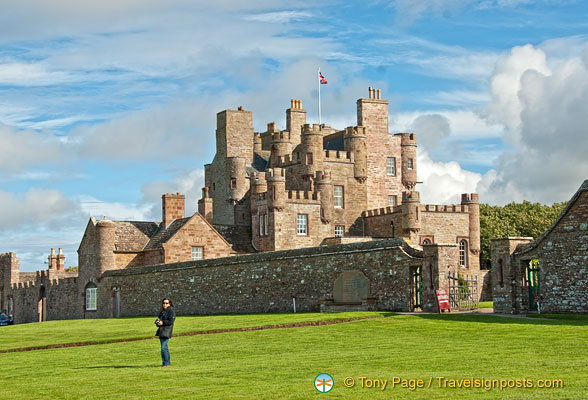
[479, 201, 567, 269]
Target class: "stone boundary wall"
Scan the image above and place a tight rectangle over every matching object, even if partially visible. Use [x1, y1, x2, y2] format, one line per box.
[102, 239, 424, 317]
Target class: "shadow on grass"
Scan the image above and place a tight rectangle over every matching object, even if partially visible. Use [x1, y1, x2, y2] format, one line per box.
[409, 313, 588, 326]
[73, 365, 158, 369]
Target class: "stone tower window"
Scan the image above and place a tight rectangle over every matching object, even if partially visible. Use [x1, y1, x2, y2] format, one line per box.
[230, 178, 237, 189]
[422, 238, 431, 245]
[387, 157, 396, 176]
[408, 158, 414, 170]
[264, 214, 269, 235]
[334, 186, 344, 208]
[297, 214, 308, 235]
[459, 240, 468, 268]
[259, 215, 264, 236]
[335, 225, 344, 237]
[306, 152, 313, 165]
[85, 282, 97, 311]
[388, 195, 397, 207]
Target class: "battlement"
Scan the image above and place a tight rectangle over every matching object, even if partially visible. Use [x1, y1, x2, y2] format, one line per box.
[302, 123, 328, 134]
[287, 190, 320, 202]
[266, 168, 285, 179]
[362, 206, 396, 218]
[423, 204, 469, 213]
[396, 132, 417, 146]
[344, 126, 367, 137]
[323, 149, 354, 163]
[271, 131, 291, 142]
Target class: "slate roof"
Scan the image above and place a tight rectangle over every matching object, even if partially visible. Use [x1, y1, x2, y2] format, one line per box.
[113, 221, 160, 252]
[143, 217, 192, 250]
[252, 151, 270, 172]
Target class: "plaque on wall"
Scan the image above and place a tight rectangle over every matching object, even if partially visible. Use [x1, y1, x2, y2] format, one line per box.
[333, 270, 370, 303]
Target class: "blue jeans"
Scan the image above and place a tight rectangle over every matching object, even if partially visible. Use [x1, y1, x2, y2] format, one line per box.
[160, 338, 171, 366]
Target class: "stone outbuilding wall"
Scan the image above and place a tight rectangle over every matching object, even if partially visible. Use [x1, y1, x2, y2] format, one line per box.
[491, 180, 588, 314]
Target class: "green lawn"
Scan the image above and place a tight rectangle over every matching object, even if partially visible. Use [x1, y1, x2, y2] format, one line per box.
[0, 312, 586, 399]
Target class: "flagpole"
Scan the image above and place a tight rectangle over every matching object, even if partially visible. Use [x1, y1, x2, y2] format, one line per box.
[318, 67, 321, 125]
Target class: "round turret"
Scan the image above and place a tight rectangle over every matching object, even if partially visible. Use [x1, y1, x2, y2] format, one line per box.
[226, 157, 248, 203]
[400, 133, 417, 190]
[270, 132, 292, 168]
[314, 171, 333, 223]
[461, 193, 481, 257]
[344, 126, 367, 182]
[96, 217, 116, 274]
[266, 168, 286, 211]
[299, 124, 324, 178]
[402, 191, 421, 234]
[249, 172, 267, 214]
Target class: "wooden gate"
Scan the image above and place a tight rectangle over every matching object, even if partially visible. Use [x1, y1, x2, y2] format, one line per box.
[448, 272, 478, 310]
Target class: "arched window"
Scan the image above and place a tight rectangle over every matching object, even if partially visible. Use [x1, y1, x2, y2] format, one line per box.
[459, 240, 468, 268]
[85, 282, 97, 311]
[422, 239, 431, 245]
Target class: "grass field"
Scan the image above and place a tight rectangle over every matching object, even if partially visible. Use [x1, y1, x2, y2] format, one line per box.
[0, 312, 586, 399]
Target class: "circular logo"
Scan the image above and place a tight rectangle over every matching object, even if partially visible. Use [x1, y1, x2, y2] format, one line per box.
[315, 373, 334, 393]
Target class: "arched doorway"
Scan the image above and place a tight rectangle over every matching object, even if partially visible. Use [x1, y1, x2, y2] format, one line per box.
[38, 286, 47, 322]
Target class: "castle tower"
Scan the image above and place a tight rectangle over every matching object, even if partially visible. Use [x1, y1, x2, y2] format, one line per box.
[162, 193, 185, 229]
[95, 218, 116, 275]
[461, 193, 481, 266]
[299, 124, 324, 180]
[216, 108, 254, 161]
[198, 187, 214, 224]
[402, 191, 421, 237]
[344, 126, 368, 182]
[269, 128, 292, 168]
[266, 168, 286, 211]
[1, 252, 20, 313]
[286, 99, 306, 147]
[314, 171, 333, 223]
[253, 133, 262, 153]
[400, 133, 417, 190]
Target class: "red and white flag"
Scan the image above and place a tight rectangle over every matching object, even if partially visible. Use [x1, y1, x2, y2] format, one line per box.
[319, 71, 327, 84]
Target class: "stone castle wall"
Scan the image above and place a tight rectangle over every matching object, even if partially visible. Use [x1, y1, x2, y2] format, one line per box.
[101, 240, 424, 317]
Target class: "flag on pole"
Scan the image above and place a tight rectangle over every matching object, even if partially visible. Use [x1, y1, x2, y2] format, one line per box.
[319, 71, 327, 84]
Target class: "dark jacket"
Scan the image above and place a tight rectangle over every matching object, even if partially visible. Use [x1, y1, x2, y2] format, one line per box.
[155, 307, 176, 339]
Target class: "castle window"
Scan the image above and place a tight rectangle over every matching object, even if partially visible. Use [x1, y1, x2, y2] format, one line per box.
[297, 214, 308, 235]
[459, 240, 468, 268]
[335, 225, 344, 237]
[387, 157, 396, 176]
[191, 246, 204, 260]
[259, 215, 264, 236]
[306, 152, 313, 165]
[408, 158, 414, 170]
[422, 238, 431, 245]
[85, 283, 97, 311]
[230, 178, 237, 189]
[264, 214, 268, 235]
[388, 195, 397, 207]
[334, 186, 344, 208]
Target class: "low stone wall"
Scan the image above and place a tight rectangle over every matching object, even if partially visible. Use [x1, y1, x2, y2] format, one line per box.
[102, 239, 424, 317]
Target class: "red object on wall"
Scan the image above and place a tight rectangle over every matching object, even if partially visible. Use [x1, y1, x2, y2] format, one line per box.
[436, 290, 451, 313]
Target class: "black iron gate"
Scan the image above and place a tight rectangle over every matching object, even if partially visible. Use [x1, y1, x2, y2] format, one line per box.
[410, 266, 423, 311]
[448, 272, 478, 310]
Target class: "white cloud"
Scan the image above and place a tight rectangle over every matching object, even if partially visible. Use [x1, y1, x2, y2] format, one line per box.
[477, 42, 588, 204]
[409, 114, 451, 150]
[243, 11, 312, 23]
[0, 123, 63, 173]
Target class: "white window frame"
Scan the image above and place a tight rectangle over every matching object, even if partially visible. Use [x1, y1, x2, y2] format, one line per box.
[334, 186, 344, 208]
[387, 157, 396, 176]
[191, 246, 204, 261]
[264, 214, 269, 236]
[297, 214, 308, 235]
[388, 195, 397, 207]
[459, 240, 468, 268]
[407, 158, 414, 170]
[85, 287, 97, 311]
[335, 225, 344, 237]
[259, 215, 264, 236]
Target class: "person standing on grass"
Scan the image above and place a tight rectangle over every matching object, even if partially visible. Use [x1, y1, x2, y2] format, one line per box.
[155, 298, 176, 367]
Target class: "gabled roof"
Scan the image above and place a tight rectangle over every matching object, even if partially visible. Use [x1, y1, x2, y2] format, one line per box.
[113, 221, 160, 252]
[514, 179, 588, 255]
[143, 217, 191, 250]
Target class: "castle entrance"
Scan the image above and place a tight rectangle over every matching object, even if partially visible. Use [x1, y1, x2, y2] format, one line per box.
[38, 286, 47, 322]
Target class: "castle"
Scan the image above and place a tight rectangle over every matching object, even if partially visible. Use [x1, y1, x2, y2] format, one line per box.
[1, 88, 488, 323]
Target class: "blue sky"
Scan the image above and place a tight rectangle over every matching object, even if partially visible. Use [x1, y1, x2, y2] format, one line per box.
[2, 0, 588, 271]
